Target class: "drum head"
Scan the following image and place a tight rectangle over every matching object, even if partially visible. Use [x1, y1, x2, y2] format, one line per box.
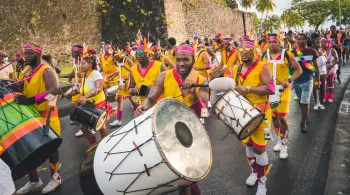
[152, 99, 212, 181]
[95, 110, 107, 131]
[107, 86, 119, 93]
[238, 114, 265, 140]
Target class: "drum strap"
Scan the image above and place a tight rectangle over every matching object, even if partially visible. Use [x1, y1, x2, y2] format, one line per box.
[235, 64, 244, 85]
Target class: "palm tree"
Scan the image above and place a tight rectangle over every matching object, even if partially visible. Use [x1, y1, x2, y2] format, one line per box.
[255, 0, 276, 20]
[261, 14, 281, 33]
[281, 10, 305, 30]
[239, 0, 255, 12]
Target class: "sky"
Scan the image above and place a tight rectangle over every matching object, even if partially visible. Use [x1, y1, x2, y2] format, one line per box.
[238, 0, 335, 31]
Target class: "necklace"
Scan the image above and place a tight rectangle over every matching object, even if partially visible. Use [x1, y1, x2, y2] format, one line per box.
[295, 46, 316, 73]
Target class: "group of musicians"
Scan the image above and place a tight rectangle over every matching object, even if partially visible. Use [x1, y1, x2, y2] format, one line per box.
[1, 30, 332, 195]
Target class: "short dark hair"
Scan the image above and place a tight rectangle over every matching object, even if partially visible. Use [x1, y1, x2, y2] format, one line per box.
[167, 37, 176, 46]
[269, 33, 278, 37]
[73, 45, 83, 49]
[83, 56, 97, 70]
[298, 33, 308, 40]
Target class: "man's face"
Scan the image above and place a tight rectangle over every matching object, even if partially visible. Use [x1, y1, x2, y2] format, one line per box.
[286, 34, 293, 42]
[151, 49, 159, 60]
[24, 49, 39, 66]
[260, 34, 266, 42]
[296, 36, 307, 47]
[136, 50, 149, 63]
[175, 51, 194, 76]
[223, 42, 231, 50]
[268, 39, 280, 52]
[105, 46, 114, 55]
[239, 46, 254, 63]
[330, 26, 336, 33]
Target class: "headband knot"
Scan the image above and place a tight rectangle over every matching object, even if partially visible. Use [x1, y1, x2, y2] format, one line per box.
[25, 44, 42, 55]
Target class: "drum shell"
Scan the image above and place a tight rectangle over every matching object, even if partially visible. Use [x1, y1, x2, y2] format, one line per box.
[79, 144, 103, 195]
[269, 85, 284, 109]
[70, 104, 107, 131]
[212, 90, 265, 140]
[0, 83, 62, 180]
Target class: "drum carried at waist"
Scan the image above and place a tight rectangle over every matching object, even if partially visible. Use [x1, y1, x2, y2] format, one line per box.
[212, 89, 265, 140]
[0, 80, 62, 180]
[70, 102, 107, 131]
[269, 85, 284, 109]
[79, 99, 212, 195]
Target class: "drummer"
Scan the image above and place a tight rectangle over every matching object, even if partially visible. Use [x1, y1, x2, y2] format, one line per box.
[194, 43, 211, 81]
[219, 38, 238, 77]
[64, 56, 113, 145]
[150, 45, 176, 69]
[232, 40, 274, 195]
[15, 44, 62, 194]
[260, 33, 302, 159]
[61, 45, 86, 136]
[135, 45, 209, 195]
[129, 45, 167, 105]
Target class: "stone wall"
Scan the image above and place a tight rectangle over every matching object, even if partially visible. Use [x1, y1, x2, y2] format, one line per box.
[0, 0, 101, 65]
[164, 0, 254, 44]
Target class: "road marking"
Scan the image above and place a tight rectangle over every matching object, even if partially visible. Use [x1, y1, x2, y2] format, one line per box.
[340, 101, 350, 113]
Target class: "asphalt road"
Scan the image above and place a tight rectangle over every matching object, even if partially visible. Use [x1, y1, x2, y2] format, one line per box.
[14, 65, 350, 195]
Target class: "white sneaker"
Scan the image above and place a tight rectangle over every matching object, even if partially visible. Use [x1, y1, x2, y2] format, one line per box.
[75, 130, 83, 137]
[70, 121, 78, 125]
[17, 179, 43, 194]
[110, 120, 122, 127]
[200, 118, 205, 124]
[319, 104, 325, 110]
[246, 172, 258, 186]
[273, 140, 282, 152]
[42, 177, 62, 194]
[208, 101, 212, 108]
[279, 145, 288, 159]
[256, 181, 267, 195]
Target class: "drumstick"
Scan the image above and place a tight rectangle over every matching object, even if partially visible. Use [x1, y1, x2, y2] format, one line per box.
[41, 94, 57, 140]
[0, 56, 23, 71]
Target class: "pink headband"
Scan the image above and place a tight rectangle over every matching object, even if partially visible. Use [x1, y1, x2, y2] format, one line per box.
[151, 45, 158, 51]
[269, 36, 279, 41]
[222, 39, 232, 44]
[242, 35, 250, 41]
[137, 45, 146, 51]
[175, 45, 195, 55]
[17, 49, 24, 55]
[25, 44, 42, 55]
[72, 46, 83, 52]
[242, 41, 255, 48]
[104, 44, 112, 49]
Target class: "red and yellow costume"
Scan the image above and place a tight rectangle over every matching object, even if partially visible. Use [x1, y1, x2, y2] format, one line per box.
[71, 64, 84, 104]
[261, 51, 292, 116]
[195, 50, 211, 81]
[131, 60, 162, 104]
[23, 64, 60, 136]
[232, 61, 272, 149]
[257, 41, 269, 53]
[101, 53, 119, 88]
[116, 57, 132, 98]
[222, 49, 238, 77]
[165, 48, 176, 65]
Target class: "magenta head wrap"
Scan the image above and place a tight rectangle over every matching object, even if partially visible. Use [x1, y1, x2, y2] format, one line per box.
[242, 41, 255, 48]
[25, 44, 42, 55]
[137, 45, 146, 51]
[175, 45, 195, 55]
[320, 38, 332, 48]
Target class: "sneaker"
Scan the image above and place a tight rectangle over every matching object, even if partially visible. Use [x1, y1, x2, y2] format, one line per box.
[337, 76, 341, 84]
[328, 93, 334, 102]
[70, 121, 78, 125]
[110, 120, 122, 127]
[256, 181, 267, 195]
[17, 179, 43, 194]
[246, 172, 258, 186]
[301, 122, 307, 133]
[208, 101, 212, 108]
[273, 139, 282, 152]
[42, 177, 62, 194]
[75, 129, 83, 137]
[279, 145, 288, 159]
[200, 118, 205, 125]
[319, 104, 325, 110]
[293, 95, 298, 100]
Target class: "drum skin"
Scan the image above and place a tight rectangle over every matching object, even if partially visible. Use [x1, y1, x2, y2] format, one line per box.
[79, 144, 103, 195]
[0, 81, 62, 180]
[70, 103, 107, 131]
[81, 99, 212, 195]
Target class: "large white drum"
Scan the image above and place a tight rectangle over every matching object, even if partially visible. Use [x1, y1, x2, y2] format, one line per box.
[212, 90, 265, 140]
[87, 99, 212, 195]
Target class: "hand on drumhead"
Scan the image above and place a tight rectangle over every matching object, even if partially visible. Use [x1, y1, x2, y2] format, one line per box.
[235, 86, 248, 95]
[78, 96, 87, 105]
[134, 104, 149, 116]
[15, 95, 35, 105]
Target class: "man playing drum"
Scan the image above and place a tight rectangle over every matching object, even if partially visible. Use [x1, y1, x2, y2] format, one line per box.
[219, 38, 238, 77]
[232, 40, 274, 195]
[194, 44, 211, 81]
[135, 45, 209, 195]
[129, 45, 167, 105]
[260, 33, 302, 159]
[150, 45, 176, 69]
[15, 44, 62, 194]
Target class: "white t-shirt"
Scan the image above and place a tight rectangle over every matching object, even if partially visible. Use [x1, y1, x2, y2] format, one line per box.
[0, 64, 14, 80]
[84, 70, 103, 92]
[0, 159, 15, 195]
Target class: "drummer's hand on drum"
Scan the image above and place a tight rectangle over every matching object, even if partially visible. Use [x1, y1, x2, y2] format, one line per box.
[78, 96, 87, 105]
[134, 104, 150, 116]
[182, 79, 196, 93]
[15, 95, 35, 105]
[235, 86, 248, 96]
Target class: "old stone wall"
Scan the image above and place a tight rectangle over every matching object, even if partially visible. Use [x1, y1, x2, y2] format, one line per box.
[164, 0, 253, 44]
[0, 0, 101, 65]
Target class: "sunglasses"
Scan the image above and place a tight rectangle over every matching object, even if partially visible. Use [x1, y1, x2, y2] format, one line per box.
[136, 50, 146, 55]
[238, 48, 253, 52]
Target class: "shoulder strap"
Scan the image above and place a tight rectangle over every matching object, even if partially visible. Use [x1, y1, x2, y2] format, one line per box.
[261, 51, 267, 60]
[235, 64, 243, 85]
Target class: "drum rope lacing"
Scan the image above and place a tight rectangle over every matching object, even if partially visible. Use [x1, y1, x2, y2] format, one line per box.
[101, 115, 186, 194]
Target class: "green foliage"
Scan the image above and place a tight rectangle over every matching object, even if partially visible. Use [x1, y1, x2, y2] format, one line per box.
[119, 14, 127, 23]
[216, 0, 228, 7]
[251, 12, 260, 31]
[98, 0, 111, 14]
[188, 0, 198, 7]
[281, 10, 304, 30]
[261, 14, 280, 33]
[255, 0, 276, 14]
[240, 0, 255, 11]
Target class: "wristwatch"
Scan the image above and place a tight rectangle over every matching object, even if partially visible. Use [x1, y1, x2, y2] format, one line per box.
[246, 86, 251, 93]
[288, 78, 292, 83]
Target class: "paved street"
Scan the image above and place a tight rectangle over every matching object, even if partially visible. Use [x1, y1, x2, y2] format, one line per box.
[14, 65, 350, 195]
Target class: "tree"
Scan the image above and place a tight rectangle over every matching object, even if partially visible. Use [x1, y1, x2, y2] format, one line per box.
[261, 14, 280, 33]
[251, 12, 260, 32]
[239, 0, 255, 11]
[328, 0, 350, 26]
[281, 10, 305, 30]
[255, 0, 276, 20]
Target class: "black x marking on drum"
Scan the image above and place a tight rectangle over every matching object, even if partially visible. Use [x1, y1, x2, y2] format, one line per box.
[132, 141, 143, 156]
[133, 120, 138, 135]
[144, 164, 150, 176]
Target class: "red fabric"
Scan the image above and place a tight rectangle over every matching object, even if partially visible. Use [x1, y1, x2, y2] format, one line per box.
[95, 101, 114, 120]
[239, 61, 259, 80]
[137, 61, 155, 78]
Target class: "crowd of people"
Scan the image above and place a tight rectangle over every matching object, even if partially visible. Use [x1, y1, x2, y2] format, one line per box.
[0, 24, 347, 195]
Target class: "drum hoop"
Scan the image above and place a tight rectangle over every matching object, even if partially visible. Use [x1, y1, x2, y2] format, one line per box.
[212, 90, 265, 140]
[69, 104, 79, 122]
[151, 98, 213, 182]
[237, 113, 265, 140]
[93, 109, 107, 131]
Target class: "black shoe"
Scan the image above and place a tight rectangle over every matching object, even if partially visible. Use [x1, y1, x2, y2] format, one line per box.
[337, 76, 341, 84]
[301, 122, 307, 132]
